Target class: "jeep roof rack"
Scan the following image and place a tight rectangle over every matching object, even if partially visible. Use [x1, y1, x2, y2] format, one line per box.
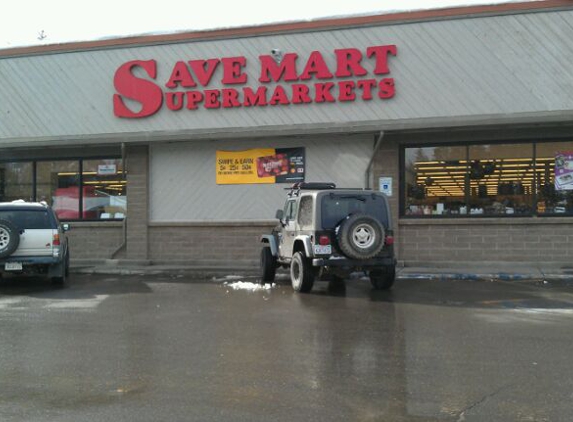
[286, 182, 336, 196]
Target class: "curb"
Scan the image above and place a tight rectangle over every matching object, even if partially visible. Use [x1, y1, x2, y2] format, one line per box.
[397, 272, 536, 282]
[70, 266, 573, 285]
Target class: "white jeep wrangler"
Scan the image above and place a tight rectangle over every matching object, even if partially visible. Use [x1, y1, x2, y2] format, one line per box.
[261, 183, 396, 292]
[0, 200, 70, 285]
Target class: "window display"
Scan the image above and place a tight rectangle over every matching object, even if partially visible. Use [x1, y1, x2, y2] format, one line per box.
[37, 161, 81, 219]
[536, 142, 573, 215]
[404, 146, 467, 216]
[0, 157, 126, 220]
[403, 141, 573, 217]
[468, 144, 534, 216]
[82, 159, 127, 219]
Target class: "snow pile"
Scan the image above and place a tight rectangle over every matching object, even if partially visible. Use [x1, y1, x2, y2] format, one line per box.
[224, 281, 275, 291]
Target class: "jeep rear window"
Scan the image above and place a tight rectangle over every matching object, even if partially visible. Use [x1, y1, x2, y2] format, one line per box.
[321, 194, 388, 229]
[0, 210, 53, 230]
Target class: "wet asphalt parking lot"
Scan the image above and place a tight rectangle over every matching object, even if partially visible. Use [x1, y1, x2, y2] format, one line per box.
[1, 272, 572, 421]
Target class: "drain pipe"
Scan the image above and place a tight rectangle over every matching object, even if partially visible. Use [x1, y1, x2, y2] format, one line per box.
[111, 143, 127, 259]
[365, 131, 384, 189]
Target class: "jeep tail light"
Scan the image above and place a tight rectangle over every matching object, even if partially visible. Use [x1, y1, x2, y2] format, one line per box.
[53, 233, 61, 246]
[319, 235, 330, 246]
[385, 235, 394, 246]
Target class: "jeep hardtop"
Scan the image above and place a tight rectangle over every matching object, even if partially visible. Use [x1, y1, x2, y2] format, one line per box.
[261, 182, 396, 292]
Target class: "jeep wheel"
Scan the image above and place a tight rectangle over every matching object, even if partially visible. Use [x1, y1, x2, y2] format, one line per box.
[290, 251, 314, 293]
[260, 246, 277, 283]
[337, 213, 385, 260]
[0, 219, 20, 258]
[370, 266, 396, 290]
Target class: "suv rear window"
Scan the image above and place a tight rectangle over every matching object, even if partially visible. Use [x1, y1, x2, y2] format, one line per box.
[321, 194, 388, 229]
[0, 210, 53, 229]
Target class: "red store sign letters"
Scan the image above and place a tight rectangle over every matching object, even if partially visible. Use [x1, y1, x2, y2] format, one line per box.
[113, 45, 397, 118]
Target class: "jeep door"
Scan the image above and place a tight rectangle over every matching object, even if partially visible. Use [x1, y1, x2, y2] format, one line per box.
[278, 199, 298, 260]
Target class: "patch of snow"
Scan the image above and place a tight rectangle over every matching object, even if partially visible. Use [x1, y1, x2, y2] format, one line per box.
[224, 281, 276, 291]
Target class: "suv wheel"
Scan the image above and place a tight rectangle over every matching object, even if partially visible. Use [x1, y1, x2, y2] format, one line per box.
[370, 266, 396, 290]
[337, 213, 385, 260]
[0, 219, 20, 258]
[290, 251, 315, 293]
[260, 246, 277, 283]
[51, 251, 70, 286]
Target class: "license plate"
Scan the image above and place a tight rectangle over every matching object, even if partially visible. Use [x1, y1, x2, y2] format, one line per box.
[5, 262, 23, 271]
[314, 245, 332, 255]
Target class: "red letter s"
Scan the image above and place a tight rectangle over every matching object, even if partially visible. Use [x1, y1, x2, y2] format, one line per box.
[113, 60, 163, 118]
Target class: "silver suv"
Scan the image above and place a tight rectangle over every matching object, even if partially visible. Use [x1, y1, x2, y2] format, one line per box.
[0, 200, 70, 285]
[261, 182, 396, 292]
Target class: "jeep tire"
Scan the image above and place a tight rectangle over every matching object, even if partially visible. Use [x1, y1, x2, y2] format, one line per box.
[337, 213, 385, 260]
[260, 246, 277, 283]
[290, 251, 315, 293]
[0, 219, 20, 258]
[370, 266, 396, 290]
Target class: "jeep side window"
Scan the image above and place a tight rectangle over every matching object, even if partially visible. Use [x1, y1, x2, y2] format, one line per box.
[284, 200, 297, 222]
[297, 196, 313, 228]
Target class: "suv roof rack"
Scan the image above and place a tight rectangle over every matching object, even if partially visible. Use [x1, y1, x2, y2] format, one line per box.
[286, 182, 336, 196]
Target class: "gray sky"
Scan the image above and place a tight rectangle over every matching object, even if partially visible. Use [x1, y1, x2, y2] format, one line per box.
[0, 0, 533, 49]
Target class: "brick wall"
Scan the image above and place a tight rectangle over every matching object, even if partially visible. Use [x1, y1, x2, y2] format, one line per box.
[149, 222, 276, 266]
[126, 145, 149, 260]
[399, 219, 573, 265]
[65, 223, 123, 260]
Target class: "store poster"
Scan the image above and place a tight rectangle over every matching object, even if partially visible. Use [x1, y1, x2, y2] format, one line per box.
[555, 151, 573, 190]
[216, 148, 305, 185]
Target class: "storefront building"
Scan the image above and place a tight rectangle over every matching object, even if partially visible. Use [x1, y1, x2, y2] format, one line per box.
[1, 1, 572, 267]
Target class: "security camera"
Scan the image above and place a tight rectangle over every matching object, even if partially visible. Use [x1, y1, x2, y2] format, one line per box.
[271, 48, 283, 63]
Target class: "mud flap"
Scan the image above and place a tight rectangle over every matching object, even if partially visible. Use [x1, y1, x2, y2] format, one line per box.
[47, 261, 65, 278]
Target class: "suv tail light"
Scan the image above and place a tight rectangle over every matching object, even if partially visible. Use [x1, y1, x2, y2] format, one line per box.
[319, 235, 330, 246]
[53, 233, 61, 246]
[385, 229, 394, 246]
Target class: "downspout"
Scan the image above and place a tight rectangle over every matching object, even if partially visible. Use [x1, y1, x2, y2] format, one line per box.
[365, 131, 384, 189]
[111, 142, 127, 259]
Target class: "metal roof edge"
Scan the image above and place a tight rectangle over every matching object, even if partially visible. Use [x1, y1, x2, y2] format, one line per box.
[1, 1, 571, 58]
[1, 110, 573, 149]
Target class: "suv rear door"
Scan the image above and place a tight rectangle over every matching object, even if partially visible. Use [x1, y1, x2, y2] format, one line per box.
[0, 209, 55, 257]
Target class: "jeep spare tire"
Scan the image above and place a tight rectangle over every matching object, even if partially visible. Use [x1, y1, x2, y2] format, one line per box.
[337, 213, 384, 260]
[0, 219, 20, 258]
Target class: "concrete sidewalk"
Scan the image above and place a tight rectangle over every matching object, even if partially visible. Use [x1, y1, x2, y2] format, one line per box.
[71, 260, 573, 285]
[397, 266, 573, 284]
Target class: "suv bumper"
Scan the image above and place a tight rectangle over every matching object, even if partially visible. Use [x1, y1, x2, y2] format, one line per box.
[0, 256, 62, 265]
[312, 257, 396, 267]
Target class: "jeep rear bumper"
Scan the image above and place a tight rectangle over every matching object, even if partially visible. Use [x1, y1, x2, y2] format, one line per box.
[312, 257, 396, 267]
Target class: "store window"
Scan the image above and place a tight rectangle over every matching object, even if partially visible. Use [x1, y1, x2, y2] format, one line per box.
[82, 159, 127, 219]
[37, 161, 80, 219]
[0, 157, 126, 221]
[404, 146, 467, 216]
[536, 142, 573, 215]
[468, 143, 534, 215]
[403, 141, 573, 217]
[0, 162, 33, 202]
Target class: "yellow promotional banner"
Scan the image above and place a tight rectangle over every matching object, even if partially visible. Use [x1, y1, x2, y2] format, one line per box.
[216, 148, 305, 185]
